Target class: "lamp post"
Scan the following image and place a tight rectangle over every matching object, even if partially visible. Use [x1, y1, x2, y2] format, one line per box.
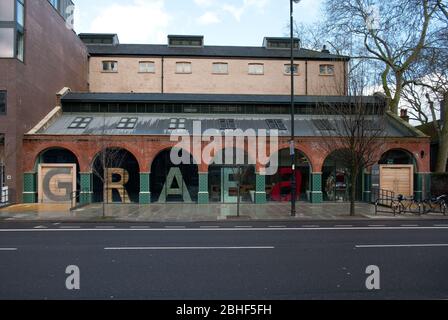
[290, 0, 301, 217]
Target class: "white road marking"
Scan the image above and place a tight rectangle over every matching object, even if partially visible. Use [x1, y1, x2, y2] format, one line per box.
[34, 226, 47, 229]
[1, 226, 448, 232]
[356, 244, 448, 248]
[104, 246, 275, 251]
[434, 224, 448, 227]
[0, 248, 17, 251]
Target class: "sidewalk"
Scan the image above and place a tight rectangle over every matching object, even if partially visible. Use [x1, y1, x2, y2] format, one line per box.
[0, 202, 446, 222]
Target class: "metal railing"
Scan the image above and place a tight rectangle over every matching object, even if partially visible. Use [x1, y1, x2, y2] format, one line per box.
[372, 187, 396, 215]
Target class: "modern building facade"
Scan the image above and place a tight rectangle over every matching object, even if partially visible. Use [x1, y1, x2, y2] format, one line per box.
[19, 33, 431, 207]
[0, 0, 89, 202]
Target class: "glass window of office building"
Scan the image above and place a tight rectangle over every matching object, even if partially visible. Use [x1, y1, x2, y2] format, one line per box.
[0, 0, 15, 21]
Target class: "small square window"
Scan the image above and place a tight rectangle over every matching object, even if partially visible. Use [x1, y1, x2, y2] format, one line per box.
[169, 118, 187, 130]
[139, 61, 155, 73]
[266, 119, 287, 131]
[219, 119, 237, 130]
[68, 117, 92, 129]
[320, 64, 335, 76]
[176, 62, 192, 74]
[213, 63, 229, 74]
[117, 117, 138, 129]
[248, 64, 264, 75]
[284, 64, 299, 75]
[102, 61, 118, 72]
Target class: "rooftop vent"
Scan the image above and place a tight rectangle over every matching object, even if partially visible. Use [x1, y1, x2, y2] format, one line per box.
[78, 33, 120, 45]
[168, 35, 204, 47]
[263, 37, 300, 49]
[321, 45, 330, 53]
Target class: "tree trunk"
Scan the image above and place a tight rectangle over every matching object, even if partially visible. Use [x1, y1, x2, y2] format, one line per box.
[350, 169, 358, 217]
[389, 73, 404, 115]
[435, 97, 448, 173]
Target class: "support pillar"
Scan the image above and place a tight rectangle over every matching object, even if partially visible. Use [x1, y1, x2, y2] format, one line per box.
[310, 173, 323, 203]
[255, 173, 267, 204]
[415, 173, 430, 201]
[79, 172, 93, 205]
[363, 172, 372, 203]
[198, 172, 209, 204]
[23, 172, 37, 203]
[139, 172, 151, 204]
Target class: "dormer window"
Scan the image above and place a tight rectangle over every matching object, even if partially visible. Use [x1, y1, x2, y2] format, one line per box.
[263, 37, 300, 49]
[168, 35, 204, 47]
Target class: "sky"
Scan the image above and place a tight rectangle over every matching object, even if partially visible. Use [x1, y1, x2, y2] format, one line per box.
[73, 0, 324, 46]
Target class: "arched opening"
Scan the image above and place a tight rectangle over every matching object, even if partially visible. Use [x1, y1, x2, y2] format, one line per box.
[92, 148, 140, 203]
[322, 149, 363, 202]
[266, 149, 312, 202]
[208, 148, 256, 203]
[151, 148, 198, 203]
[34, 147, 80, 203]
[379, 149, 417, 168]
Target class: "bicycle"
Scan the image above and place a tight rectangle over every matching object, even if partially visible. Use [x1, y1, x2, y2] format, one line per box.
[421, 195, 447, 216]
[391, 195, 422, 216]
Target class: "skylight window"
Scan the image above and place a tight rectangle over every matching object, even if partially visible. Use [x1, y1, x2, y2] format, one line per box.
[219, 119, 237, 130]
[169, 118, 187, 130]
[117, 117, 138, 129]
[68, 117, 92, 129]
[266, 119, 287, 131]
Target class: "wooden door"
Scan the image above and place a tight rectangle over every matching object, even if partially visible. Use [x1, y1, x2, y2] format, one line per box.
[380, 165, 414, 197]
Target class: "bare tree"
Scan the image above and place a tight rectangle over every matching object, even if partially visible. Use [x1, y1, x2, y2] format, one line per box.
[322, 0, 443, 114]
[316, 81, 387, 216]
[91, 115, 128, 217]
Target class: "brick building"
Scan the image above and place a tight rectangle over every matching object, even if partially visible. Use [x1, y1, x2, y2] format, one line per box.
[18, 33, 431, 206]
[0, 0, 89, 203]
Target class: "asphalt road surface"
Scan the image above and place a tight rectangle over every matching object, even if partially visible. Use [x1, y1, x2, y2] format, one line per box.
[0, 220, 447, 300]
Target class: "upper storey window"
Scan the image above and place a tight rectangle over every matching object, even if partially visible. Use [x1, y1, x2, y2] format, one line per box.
[16, 0, 24, 27]
[212, 63, 228, 75]
[284, 64, 299, 75]
[320, 64, 335, 76]
[0, 91, 6, 114]
[248, 63, 264, 75]
[0, 0, 15, 21]
[139, 61, 155, 73]
[102, 61, 118, 73]
[176, 62, 192, 74]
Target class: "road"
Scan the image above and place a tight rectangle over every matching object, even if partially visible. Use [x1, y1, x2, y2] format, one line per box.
[0, 220, 447, 300]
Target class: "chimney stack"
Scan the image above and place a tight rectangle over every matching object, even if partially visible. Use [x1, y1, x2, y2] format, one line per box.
[400, 109, 410, 123]
[321, 45, 330, 53]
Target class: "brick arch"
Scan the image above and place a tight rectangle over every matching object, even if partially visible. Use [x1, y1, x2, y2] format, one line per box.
[274, 144, 315, 172]
[377, 147, 421, 171]
[88, 144, 144, 173]
[147, 144, 203, 173]
[23, 143, 82, 172]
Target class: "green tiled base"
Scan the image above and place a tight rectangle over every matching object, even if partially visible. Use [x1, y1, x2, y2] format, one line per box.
[310, 192, 323, 203]
[80, 192, 93, 205]
[310, 173, 323, 203]
[198, 192, 209, 204]
[23, 192, 37, 204]
[255, 192, 267, 204]
[139, 192, 151, 204]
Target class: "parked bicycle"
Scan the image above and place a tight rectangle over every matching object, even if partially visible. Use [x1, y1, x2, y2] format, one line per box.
[421, 195, 447, 216]
[391, 195, 422, 216]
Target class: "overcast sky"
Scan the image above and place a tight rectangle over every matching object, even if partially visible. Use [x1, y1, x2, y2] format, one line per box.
[73, 0, 324, 46]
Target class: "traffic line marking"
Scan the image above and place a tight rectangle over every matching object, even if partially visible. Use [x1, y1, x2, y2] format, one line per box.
[104, 246, 275, 251]
[356, 244, 448, 248]
[0, 248, 17, 251]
